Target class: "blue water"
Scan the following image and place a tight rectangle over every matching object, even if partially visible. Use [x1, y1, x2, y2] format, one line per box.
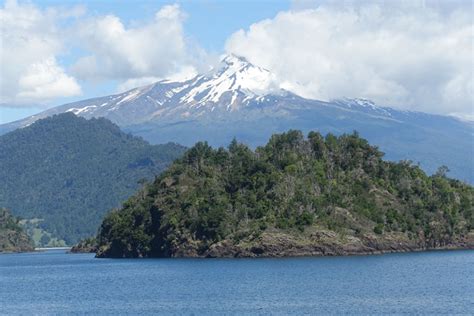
[1, 250, 473, 315]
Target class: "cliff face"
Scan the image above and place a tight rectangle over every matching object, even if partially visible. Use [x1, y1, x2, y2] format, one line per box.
[0, 208, 34, 253]
[179, 230, 474, 258]
[94, 130, 474, 258]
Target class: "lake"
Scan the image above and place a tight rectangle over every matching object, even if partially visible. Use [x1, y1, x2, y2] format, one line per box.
[1, 250, 473, 315]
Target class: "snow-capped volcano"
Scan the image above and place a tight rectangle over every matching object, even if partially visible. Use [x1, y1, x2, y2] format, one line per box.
[2, 54, 395, 128]
[178, 54, 280, 110]
[19, 54, 283, 128]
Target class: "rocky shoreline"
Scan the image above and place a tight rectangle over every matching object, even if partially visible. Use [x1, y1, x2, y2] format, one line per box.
[0, 208, 35, 253]
[93, 229, 474, 258]
[69, 237, 97, 254]
[182, 233, 474, 259]
[205, 237, 474, 259]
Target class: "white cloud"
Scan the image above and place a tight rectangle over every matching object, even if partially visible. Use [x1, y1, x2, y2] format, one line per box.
[0, 0, 81, 106]
[17, 58, 81, 100]
[116, 65, 198, 93]
[225, 2, 473, 117]
[116, 77, 162, 93]
[72, 4, 199, 84]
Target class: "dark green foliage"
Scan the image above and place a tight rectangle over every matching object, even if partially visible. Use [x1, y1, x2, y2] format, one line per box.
[0, 208, 34, 252]
[97, 130, 474, 257]
[0, 113, 186, 244]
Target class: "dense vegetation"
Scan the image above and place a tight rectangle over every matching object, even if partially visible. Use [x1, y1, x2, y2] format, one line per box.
[0, 113, 186, 244]
[0, 208, 34, 252]
[96, 130, 473, 258]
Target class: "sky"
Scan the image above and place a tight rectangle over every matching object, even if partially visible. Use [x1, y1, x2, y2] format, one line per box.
[0, 0, 472, 124]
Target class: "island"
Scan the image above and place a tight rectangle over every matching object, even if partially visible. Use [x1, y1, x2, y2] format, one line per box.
[90, 130, 473, 258]
[0, 208, 34, 253]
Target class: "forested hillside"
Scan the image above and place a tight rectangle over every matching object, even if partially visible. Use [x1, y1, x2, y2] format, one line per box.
[0, 113, 186, 245]
[96, 130, 474, 258]
[0, 208, 34, 253]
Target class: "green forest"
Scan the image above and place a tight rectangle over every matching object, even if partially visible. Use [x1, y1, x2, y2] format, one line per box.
[0, 113, 186, 245]
[95, 130, 474, 258]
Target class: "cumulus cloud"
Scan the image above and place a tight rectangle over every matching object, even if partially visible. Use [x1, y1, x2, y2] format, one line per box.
[225, 1, 473, 117]
[0, 0, 81, 106]
[72, 4, 200, 83]
[16, 58, 82, 100]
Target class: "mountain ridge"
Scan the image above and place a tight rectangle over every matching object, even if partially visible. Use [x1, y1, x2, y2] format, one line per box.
[1, 55, 472, 183]
[5, 54, 466, 130]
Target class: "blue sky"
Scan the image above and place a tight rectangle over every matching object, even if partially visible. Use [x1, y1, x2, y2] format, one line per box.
[1, 0, 472, 124]
[0, 0, 289, 123]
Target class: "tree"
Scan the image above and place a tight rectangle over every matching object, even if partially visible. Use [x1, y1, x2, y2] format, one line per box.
[435, 165, 450, 178]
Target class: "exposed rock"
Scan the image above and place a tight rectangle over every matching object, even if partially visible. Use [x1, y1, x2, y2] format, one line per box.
[200, 230, 474, 258]
[0, 208, 34, 253]
[70, 237, 97, 254]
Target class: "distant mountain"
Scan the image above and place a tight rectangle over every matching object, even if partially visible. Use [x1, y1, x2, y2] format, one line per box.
[95, 131, 474, 258]
[1, 55, 472, 182]
[0, 113, 185, 245]
[0, 208, 34, 253]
